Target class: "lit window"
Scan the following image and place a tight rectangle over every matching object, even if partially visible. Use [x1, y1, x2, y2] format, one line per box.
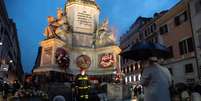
[125, 77, 128, 83]
[138, 74, 141, 81]
[138, 63, 141, 69]
[133, 65, 135, 71]
[133, 75, 136, 82]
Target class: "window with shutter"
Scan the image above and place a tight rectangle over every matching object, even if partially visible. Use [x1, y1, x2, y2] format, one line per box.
[179, 37, 194, 55]
[175, 16, 180, 26]
[198, 34, 201, 48]
[135, 63, 138, 70]
[183, 12, 188, 21]
[187, 37, 194, 52]
[179, 41, 186, 55]
[195, 0, 201, 13]
[167, 46, 174, 59]
[174, 11, 187, 26]
[131, 64, 133, 72]
[185, 64, 194, 73]
[127, 66, 129, 73]
[160, 24, 168, 34]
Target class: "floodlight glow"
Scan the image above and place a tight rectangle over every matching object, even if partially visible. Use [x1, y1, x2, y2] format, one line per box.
[9, 60, 13, 63]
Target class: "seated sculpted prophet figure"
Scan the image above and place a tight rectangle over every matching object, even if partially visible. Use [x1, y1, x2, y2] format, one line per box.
[43, 8, 71, 39]
[54, 8, 71, 34]
[43, 16, 59, 39]
[95, 18, 116, 47]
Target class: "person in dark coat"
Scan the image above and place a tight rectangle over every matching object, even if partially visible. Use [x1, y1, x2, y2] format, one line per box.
[12, 80, 20, 95]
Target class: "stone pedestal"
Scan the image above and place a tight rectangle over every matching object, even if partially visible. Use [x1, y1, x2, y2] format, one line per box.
[107, 84, 131, 101]
[33, 0, 122, 84]
[33, 38, 68, 83]
[33, 38, 66, 73]
[47, 83, 72, 101]
[68, 45, 121, 78]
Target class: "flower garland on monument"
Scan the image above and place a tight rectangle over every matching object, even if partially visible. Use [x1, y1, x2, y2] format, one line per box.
[55, 47, 70, 69]
[99, 53, 115, 68]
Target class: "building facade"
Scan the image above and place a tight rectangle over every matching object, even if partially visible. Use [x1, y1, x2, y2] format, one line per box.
[120, 0, 199, 85]
[189, 0, 201, 82]
[154, 0, 197, 84]
[120, 17, 151, 85]
[0, 0, 24, 82]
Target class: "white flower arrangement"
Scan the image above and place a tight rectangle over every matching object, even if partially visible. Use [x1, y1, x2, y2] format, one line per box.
[14, 89, 48, 99]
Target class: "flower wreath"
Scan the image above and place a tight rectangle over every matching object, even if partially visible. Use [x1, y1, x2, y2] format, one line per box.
[55, 48, 70, 69]
[99, 53, 115, 68]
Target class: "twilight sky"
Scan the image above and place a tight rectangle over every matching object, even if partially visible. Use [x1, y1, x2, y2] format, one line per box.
[5, 0, 180, 73]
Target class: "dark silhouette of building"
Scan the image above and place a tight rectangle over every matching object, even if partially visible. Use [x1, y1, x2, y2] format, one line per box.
[0, 0, 24, 82]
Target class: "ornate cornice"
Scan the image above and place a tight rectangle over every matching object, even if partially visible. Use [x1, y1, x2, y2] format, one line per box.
[67, 0, 100, 10]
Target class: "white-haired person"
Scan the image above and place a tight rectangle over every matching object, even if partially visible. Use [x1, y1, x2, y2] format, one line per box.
[140, 57, 172, 101]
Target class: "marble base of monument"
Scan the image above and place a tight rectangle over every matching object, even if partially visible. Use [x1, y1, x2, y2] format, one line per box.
[107, 83, 131, 101]
[47, 82, 72, 101]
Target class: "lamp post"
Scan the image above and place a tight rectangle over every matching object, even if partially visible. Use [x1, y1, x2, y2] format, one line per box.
[9, 60, 13, 64]
[0, 60, 9, 80]
[0, 42, 3, 59]
[0, 59, 9, 99]
[0, 42, 3, 46]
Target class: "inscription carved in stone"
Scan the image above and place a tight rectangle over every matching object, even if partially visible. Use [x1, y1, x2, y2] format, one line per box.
[77, 11, 93, 27]
[43, 47, 52, 65]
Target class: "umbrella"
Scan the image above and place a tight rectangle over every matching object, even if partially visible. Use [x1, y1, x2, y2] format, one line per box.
[120, 41, 153, 61]
[120, 41, 170, 61]
[149, 42, 170, 59]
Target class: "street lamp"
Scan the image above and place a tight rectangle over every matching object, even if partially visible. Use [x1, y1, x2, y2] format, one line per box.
[2, 66, 8, 72]
[0, 60, 9, 80]
[0, 42, 3, 46]
[0, 61, 9, 98]
[0, 60, 9, 72]
[9, 60, 13, 63]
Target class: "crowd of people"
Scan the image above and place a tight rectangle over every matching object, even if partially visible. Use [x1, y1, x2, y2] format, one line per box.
[133, 83, 201, 101]
[0, 79, 21, 99]
[171, 84, 201, 101]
